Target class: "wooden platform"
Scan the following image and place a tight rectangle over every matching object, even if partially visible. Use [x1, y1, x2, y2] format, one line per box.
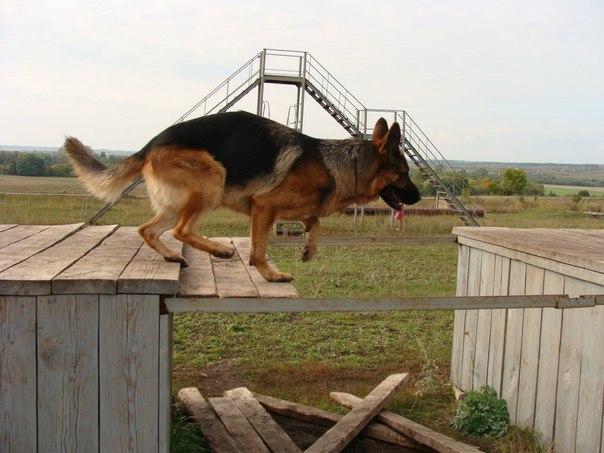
[0, 223, 297, 453]
[0, 223, 298, 299]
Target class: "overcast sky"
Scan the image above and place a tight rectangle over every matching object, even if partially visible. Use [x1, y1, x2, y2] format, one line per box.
[1, 0, 603, 163]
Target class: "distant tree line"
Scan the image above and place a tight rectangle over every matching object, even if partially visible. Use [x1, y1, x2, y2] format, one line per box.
[0, 149, 124, 177]
[412, 167, 545, 197]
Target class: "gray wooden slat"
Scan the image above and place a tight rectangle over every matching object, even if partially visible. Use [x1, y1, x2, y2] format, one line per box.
[231, 238, 298, 298]
[99, 294, 160, 453]
[330, 392, 482, 453]
[117, 233, 182, 294]
[0, 224, 117, 295]
[0, 224, 18, 233]
[450, 244, 469, 389]
[211, 238, 259, 298]
[0, 296, 37, 453]
[52, 227, 143, 294]
[0, 224, 49, 249]
[0, 223, 84, 273]
[223, 387, 301, 453]
[177, 245, 217, 297]
[159, 314, 173, 453]
[37, 295, 99, 452]
[178, 388, 242, 453]
[209, 397, 270, 453]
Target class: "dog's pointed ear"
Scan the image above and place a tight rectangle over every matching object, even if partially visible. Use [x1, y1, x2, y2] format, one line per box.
[384, 122, 401, 152]
[372, 118, 389, 142]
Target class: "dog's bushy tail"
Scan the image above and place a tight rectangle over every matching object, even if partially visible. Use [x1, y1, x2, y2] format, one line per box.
[63, 137, 145, 202]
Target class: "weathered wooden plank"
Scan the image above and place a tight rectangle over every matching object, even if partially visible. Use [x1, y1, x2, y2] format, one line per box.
[460, 248, 482, 392]
[52, 227, 143, 294]
[118, 233, 182, 294]
[515, 265, 544, 427]
[487, 255, 509, 395]
[177, 245, 217, 297]
[0, 296, 37, 453]
[99, 294, 160, 453]
[211, 238, 259, 298]
[330, 392, 482, 453]
[209, 397, 270, 453]
[178, 387, 242, 453]
[306, 372, 409, 453]
[501, 260, 526, 424]
[223, 387, 301, 453]
[0, 224, 117, 295]
[533, 270, 564, 443]
[0, 224, 48, 249]
[473, 251, 495, 389]
[0, 224, 17, 233]
[250, 391, 424, 449]
[0, 223, 83, 273]
[159, 314, 173, 453]
[231, 238, 299, 298]
[451, 244, 470, 390]
[569, 279, 604, 453]
[37, 294, 98, 452]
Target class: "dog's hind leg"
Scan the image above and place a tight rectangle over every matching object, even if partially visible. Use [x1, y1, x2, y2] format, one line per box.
[249, 203, 293, 282]
[138, 211, 188, 266]
[301, 216, 320, 262]
[172, 192, 235, 259]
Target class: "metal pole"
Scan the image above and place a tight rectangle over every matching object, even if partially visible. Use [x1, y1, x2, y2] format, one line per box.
[257, 49, 266, 116]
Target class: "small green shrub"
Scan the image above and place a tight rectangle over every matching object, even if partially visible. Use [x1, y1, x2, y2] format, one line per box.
[453, 385, 510, 438]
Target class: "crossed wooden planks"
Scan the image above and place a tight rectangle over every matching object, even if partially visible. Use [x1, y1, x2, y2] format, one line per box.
[179, 373, 482, 453]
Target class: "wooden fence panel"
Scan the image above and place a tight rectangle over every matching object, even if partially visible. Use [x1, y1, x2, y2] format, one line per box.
[460, 248, 482, 391]
[487, 255, 509, 395]
[533, 270, 564, 443]
[100, 294, 160, 453]
[37, 295, 99, 452]
[474, 251, 496, 388]
[502, 260, 526, 423]
[0, 296, 37, 453]
[515, 265, 544, 427]
[568, 279, 604, 453]
[450, 244, 470, 387]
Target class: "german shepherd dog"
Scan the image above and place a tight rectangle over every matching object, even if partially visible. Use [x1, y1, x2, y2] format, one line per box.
[64, 111, 421, 282]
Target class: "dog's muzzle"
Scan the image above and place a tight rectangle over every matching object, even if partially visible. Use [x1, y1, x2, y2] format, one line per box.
[379, 184, 421, 210]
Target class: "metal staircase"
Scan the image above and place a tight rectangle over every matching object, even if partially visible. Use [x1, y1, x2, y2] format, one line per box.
[90, 49, 484, 226]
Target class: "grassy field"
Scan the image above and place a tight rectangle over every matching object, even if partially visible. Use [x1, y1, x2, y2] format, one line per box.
[3, 175, 604, 452]
[544, 184, 604, 197]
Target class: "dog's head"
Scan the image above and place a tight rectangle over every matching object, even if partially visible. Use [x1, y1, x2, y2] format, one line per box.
[372, 118, 421, 209]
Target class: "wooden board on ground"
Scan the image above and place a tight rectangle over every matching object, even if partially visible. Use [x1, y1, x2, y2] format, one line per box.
[331, 392, 483, 453]
[178, 387, 242, 453]
[224, 387, 301, 453]
[249, 390, 424, 450]
[305, 373, 409, 453]
[208, 397, 271, 453]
